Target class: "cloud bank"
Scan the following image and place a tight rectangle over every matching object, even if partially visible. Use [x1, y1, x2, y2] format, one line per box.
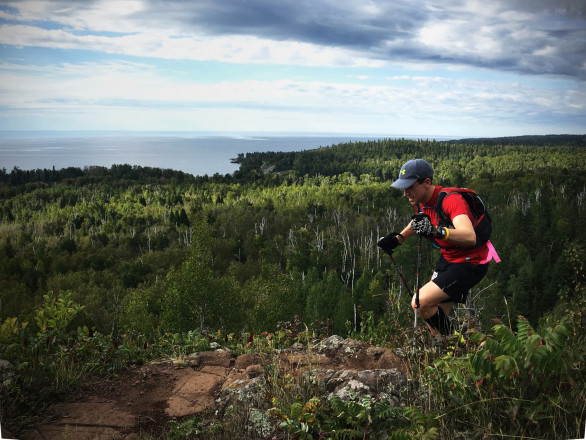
[0, 0, 584, 135]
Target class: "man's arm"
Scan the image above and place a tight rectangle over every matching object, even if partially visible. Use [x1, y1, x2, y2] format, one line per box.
[398, 224, 416, 244]
[377, 223, 416, 254]
[446, 214, 477, 247]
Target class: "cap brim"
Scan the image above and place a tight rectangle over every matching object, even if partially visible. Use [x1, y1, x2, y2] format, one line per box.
[390, 178, 417, 189]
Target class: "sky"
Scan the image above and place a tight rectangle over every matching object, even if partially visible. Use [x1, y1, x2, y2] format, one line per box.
[0, 0, 585, 138]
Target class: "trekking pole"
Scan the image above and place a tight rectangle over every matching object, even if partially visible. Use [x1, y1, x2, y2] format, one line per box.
[414, 234, 422, 329]
[389, 253, 412, 296]
[414, 205, 423, 330]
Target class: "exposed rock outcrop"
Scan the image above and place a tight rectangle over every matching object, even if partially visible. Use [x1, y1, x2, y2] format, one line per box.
[21, 336, 409, 440]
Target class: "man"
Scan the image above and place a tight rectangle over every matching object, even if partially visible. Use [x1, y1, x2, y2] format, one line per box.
[377, 159, 499, 336]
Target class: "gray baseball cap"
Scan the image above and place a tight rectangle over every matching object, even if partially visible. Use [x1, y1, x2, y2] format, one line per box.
[390, 159, 433, 189]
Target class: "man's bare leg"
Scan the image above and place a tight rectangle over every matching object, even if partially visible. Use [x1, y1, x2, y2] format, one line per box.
[412, 281, 454, 335]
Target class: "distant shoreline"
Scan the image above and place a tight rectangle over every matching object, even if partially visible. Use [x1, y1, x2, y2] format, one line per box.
[2, 133, 583, 178]
[0, 133, 389, 177]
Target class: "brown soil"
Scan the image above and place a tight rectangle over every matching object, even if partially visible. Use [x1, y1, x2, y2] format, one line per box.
[16, 337, 407, 440]
[20, 362, 190, 439]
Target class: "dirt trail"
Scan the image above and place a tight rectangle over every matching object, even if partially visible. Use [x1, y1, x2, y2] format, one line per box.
[18, 336, 407, 440]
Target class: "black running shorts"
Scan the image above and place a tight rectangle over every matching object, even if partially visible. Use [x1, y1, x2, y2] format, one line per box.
[431, 255, 489, 303]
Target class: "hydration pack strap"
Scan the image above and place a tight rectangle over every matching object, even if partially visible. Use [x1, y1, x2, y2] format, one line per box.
[479, 241, 501, 264]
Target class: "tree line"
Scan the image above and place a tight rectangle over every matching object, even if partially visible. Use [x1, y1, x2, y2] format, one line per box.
[0, 136, 585, 343]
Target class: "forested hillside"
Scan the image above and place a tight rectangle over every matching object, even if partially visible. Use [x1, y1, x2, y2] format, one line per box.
[1, 137, 584, 335]
[1, 135, 585, 439]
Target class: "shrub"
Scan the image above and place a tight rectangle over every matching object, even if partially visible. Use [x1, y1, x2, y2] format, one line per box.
[270, 394, 439, 440]
[427, 315, 586, 439]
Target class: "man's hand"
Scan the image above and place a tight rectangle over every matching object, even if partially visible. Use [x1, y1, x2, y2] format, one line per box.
[411, 213, 447, 239]
[377, 232, 402, 255]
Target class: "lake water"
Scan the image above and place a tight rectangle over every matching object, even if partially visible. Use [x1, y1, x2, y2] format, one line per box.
[0, 131, 450, 177]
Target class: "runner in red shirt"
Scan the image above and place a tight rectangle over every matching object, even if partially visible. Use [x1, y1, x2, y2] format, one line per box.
[377, 159, 498, 336]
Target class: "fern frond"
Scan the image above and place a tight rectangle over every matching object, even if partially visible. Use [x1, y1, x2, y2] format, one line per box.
[332, 427, 362, 439]
[524, 333, 543, 368]
[517, 315, 533, 344]
[495, 354, 521, 378]
[375, 406, 402, 421]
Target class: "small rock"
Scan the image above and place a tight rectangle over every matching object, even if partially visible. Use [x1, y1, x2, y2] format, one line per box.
[244, 364, 264, 378]
[331, 379, 370, 401]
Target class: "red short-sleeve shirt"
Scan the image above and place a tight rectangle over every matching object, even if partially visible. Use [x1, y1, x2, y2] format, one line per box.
[420, 186, 489, 264]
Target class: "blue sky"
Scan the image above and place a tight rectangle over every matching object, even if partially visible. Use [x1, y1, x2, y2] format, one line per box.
[0, 0, 585, 137]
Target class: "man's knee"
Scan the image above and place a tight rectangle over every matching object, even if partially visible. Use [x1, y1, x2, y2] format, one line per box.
[412, 296, 438, 319]
[417, 304, 439, 319]
[412, 283, 451, 318]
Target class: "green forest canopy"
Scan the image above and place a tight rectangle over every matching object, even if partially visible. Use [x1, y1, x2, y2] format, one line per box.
[0, 135, 585, 339]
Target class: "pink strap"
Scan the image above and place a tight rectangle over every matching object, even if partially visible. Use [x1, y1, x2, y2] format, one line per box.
[480, 241, 501, 264]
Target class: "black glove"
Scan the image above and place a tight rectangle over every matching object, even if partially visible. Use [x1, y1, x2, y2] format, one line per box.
[411, 213, 447, 239]
[377, 232, 403, 255]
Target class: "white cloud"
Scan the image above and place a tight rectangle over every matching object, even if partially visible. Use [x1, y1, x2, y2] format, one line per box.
[0, 0, 584, 134]
[1, 0, 585, 77]
[2, 59, 583, 121]
[0, 24, 386, 68]
[0, 0, 148, 32]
